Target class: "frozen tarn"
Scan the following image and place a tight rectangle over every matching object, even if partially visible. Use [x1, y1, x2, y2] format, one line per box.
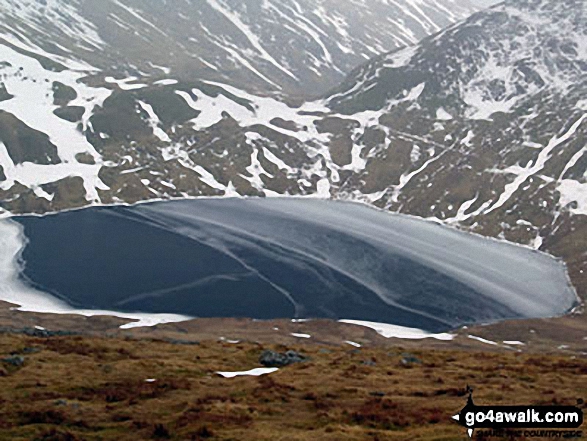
[0, 219, 191, 329]
[216, 367, 279, 378]
[9, 198, 578, 332]
[340, 319, 454, 340]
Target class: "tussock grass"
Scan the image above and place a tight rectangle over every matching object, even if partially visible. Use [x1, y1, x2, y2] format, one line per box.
[0, 332, 585, 440]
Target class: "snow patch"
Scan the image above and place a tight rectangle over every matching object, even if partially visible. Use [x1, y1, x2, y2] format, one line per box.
[137, 100, 171, 143]
[105, 76, 147, 91]
[216, 367, 278, 378]
[557, 180, 587, 216]
[436, 107, 453, 120]
[0, 42, 112, 201]
[339, 319, 454, 340]
[487, 115, 587, 214]
[468, 335, 498, 346]
[291, 332, 311, 339]
[503, 340, 525, 346]
[345, 340, 361, 348]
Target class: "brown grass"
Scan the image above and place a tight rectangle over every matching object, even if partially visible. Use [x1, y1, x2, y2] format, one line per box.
[0, 332, 585, 440]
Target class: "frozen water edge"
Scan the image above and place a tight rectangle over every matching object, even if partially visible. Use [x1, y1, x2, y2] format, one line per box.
[0, 219, 191, 329]
[0, 219, 465, 338]
[341, 197, 581, 309]
[0, 194, 580, 332]
[0, 214, 457, 336]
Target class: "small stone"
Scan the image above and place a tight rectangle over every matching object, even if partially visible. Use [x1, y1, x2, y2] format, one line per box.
[2, 355, 25, 367]
[369, 391, 386, 397]
[400, 356, 421, 366]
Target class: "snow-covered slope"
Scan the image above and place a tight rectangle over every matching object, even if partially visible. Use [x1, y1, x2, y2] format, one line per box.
[324, 0, 587, 228]
[0, 0, 490, 97]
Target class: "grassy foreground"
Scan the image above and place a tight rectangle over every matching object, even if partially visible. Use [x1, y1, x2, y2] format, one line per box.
[0, 331, 585, 441]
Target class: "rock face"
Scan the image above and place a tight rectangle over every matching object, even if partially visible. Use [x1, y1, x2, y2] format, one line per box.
[259, 350, 307, 367]
[0, 1, 585, 297]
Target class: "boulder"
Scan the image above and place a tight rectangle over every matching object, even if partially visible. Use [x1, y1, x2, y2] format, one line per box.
[2, 355, 25, 367]
[259, 350, 307, 367]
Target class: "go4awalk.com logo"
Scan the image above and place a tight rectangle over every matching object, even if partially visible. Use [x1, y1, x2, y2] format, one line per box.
[452, 391, 583, 438]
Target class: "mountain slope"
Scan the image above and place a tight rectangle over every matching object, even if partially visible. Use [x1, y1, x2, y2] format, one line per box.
[0, 0, 490, 97]
[322, 0, 587, 296]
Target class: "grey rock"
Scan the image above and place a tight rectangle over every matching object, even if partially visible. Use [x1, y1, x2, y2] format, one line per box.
[2, 355, 25, 367]
[400, 355, 422, 366]
[259, 350, 307, 367]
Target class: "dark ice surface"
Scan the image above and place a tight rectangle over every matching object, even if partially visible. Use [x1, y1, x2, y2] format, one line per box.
[15, 198, 578, 332]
